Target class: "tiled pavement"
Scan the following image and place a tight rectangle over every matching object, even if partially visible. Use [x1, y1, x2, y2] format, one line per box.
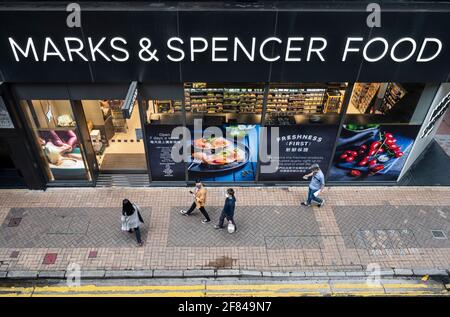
[0, 187, 450, 273]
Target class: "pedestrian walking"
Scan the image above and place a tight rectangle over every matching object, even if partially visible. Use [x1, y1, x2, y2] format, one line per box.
[214, 188, 236, 232]
[301, 164, 325, 207]
[180, 180, 211, 223]
[121, 199, 145, 246]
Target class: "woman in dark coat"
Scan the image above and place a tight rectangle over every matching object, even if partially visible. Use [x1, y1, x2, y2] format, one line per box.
[121, 199, 145, 246]
[214, 188, 236, 232]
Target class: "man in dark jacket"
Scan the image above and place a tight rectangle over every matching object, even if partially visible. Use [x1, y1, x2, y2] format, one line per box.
[214, 188, 236, 231]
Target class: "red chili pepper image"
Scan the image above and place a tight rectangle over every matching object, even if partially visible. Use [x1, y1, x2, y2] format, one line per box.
[358, 160, 368, 166]
[370, 141, 381, 150]
[389, 144, 399, 150]
[370, 165, 385, 172]
[350, 169, 362, 177]
[346, 156, 355, 162]
[340, 153, 348, 160]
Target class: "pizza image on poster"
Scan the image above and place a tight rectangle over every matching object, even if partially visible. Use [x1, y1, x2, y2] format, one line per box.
[328, 124, 421, 182]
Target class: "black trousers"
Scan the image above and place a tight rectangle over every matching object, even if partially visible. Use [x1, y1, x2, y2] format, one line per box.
[128, 227, 142, 244]
[218, 211, 236, 230]
[186, 202, 211, 221]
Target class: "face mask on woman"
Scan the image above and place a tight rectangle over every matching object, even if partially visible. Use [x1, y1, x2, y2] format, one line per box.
[225, 193, 229, 198]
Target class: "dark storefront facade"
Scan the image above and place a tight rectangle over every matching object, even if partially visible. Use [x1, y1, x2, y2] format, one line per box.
[0, 1, 449, 189]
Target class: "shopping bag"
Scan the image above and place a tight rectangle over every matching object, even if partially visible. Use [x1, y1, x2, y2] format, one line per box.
[227, 222, 236, 234]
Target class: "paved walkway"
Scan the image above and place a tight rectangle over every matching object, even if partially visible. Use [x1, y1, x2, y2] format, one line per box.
[0, 187, 449, 274]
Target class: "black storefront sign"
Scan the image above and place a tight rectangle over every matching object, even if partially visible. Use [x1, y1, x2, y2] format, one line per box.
[1, 4, 450, 83]
[259, 125, 339, 182]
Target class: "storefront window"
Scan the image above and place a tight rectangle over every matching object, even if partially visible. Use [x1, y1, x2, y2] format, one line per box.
[145, 98, 184, 125]
[184, 83, 263, 125]
[81, 100, 147, 172]
[345, 83, 426, 124]
[183, 83, 262, 182]
[264, 83, 346, 126]
[21, 100, 90, 182]
[329, 83, 426, 182]
[258, 83, 346, 182]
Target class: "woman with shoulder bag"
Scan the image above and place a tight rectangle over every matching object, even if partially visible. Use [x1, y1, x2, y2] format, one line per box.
[121, 199, 145, 246]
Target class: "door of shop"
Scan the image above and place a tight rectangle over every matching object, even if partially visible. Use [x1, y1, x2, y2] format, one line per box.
[0, 137, 26, 188]
[79, 82, 148, 179]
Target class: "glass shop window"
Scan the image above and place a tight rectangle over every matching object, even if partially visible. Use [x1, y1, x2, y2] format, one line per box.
[184, 82, 264, 126]
[264, 83, 347, 126]
[345, 83, 426, 125]
[329, 83, 427, 183]
[145, 99, 184, 125]
[20, 100, 90, 182]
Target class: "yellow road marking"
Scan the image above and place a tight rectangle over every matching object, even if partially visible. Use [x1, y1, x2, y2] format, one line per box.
[382, 283, 429, 289]
[206, 284, 330, 291]
[0, 282, 448, 297]
[0, 284, 205, 294]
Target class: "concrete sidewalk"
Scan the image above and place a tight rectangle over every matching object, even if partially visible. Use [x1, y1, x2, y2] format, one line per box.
[0, 187, 449, 278]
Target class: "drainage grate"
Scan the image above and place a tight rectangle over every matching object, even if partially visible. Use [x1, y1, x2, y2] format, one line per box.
[7, 218, 22, 227]
[431, 230, 448, 239]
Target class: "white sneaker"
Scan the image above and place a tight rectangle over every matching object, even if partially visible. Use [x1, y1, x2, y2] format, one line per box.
[179, 209, 188, 215]
[319, 199, 325, 208]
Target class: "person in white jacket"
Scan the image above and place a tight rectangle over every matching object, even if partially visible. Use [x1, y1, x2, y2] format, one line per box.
[121, 199, 144, 246]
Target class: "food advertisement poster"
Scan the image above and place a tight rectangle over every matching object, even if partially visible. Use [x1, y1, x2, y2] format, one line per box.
[328, 124, 421, 182]
[259, 125, 339, 182]
[146, 124, 186, 181]
[146, 124, 260, 182]
[188, 125, 259, 182]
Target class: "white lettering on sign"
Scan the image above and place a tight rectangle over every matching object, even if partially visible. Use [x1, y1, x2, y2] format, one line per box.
[233, 37, 256, 61]
[6, 36, 444, 64]
[167, 37, 185, 62]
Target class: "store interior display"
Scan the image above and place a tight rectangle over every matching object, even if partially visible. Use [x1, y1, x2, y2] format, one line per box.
[380, 83, 406, 114]
[349, 83, 381, 114]
[347, 82, 407, 117]
[107, 99, 128, 133]
[82, 99, 146, 172]
[22, 100, 89, 181]
[153, 100, 183, 113]
[266, 87, 326, 115]
[325, 90, 344, 113]
[184, 83, 264, 114]
[264, 84, 346, 125]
